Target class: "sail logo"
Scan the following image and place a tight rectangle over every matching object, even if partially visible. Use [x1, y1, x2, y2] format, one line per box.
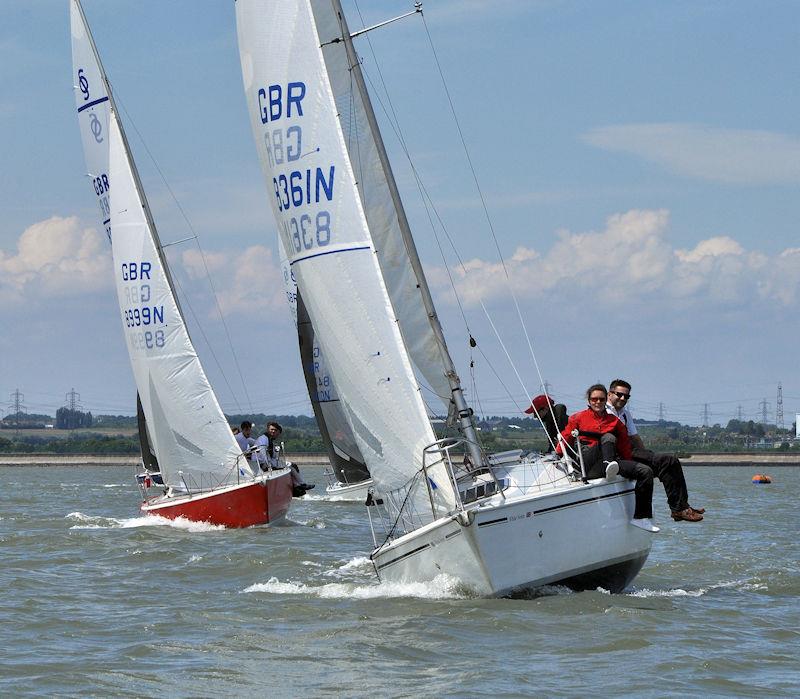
[78, 69, 90, 101]
[89, 113, 103, 143]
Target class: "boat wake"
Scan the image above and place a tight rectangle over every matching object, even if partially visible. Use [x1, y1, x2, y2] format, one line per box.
[241, 573, 470, 600]
[625, 578, 767, 598]
[65, 511, 226, 532]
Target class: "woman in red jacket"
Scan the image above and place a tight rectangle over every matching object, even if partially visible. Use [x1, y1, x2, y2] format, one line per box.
[557, 384, 658, 532]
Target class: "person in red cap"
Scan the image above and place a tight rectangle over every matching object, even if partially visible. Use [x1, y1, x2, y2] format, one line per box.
[525, 394, 567, 453]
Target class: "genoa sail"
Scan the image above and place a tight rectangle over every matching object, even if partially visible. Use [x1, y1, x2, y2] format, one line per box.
[236, 0, 458, 513]
[136, 393, 159, 472]
[277, 237, 369, 485]
[297, 292, 370, 484]
[72, 0, 247, 492]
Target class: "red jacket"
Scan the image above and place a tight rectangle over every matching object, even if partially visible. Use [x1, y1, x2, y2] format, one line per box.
[555, 408, 632, 459]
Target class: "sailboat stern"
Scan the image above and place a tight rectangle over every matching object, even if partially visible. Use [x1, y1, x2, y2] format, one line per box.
[140, 469, 293, 528]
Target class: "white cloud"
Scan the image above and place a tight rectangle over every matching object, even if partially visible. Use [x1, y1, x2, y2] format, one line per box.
[582, 123, 800, 185]
[180, 244, 286, 318]
[432, 208, 800, 311]
[0, 216, 110, 307]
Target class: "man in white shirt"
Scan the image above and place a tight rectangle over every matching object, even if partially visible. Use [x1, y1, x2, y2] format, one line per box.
[255, 421, 315, 496]
[607, 379, 704, 523]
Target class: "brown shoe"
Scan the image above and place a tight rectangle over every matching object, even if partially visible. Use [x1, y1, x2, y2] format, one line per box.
[671, 508, 703, 522]
[689, 506, 705, 514]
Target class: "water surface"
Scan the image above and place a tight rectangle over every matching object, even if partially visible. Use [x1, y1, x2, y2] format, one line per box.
[1, 465, 797, 697]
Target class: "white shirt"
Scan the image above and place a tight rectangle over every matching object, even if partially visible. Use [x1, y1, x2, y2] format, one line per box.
[236, 432, 254, 453]
[606, 402, 638, 436]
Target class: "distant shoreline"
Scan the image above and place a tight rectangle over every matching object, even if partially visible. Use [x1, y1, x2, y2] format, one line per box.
[0, 453, 797, 467]
[0, 453, 332, 467]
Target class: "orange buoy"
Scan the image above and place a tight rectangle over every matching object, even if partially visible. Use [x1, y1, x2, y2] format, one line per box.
[751, 473, 772, 484]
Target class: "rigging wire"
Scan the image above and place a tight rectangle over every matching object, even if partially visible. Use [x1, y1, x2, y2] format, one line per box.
[114, 96, 253, 414]
[417, 13, 568, 439]
[352, 10, 537, 424]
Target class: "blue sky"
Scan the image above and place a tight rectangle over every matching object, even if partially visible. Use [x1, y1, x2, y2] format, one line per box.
[1, 0, 798, 426]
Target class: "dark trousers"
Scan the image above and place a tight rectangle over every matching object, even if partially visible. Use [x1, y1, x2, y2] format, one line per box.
[540, 404, 568, 452]
[581, 440, 654, 519]
[631, 448, 689, 512]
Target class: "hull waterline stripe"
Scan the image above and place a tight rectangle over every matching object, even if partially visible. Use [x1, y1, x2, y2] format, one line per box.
[533, 487, 635, 516]
[77, 96, 110, 113]
[477, 516, 509, 528]
[290, 245, 371, 266]
[373, 541, 432, 570]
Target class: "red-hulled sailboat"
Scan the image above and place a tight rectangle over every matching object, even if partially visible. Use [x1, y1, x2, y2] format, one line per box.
[70, 0, 292, 526]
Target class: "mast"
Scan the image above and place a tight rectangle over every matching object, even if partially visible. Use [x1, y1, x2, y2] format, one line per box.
[330, 1, 484, 466]
[73, 0, 185, 320]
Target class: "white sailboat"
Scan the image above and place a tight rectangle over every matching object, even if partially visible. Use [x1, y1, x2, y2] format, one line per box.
[70, 0, 293, 527]
[236, 0, 654, 593]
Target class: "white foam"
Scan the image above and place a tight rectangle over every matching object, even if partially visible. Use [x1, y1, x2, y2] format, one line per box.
[286, 516, 326, 529]
[627, 578, 767, 598]
[187, 554, 203, 563]
[102, 484, 128, 488]
[299, 493, 327, 501]
[322, 556, 372, 577]
[65, 511, 226, 532]
[241, 573, 468, 599]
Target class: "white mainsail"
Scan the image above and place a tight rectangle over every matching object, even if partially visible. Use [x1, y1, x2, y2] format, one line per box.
[72, 0, 245, 491]
[236, 0, 457, 510]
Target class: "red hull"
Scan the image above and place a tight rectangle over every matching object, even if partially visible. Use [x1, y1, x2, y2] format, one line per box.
[141, 471, 293, 528]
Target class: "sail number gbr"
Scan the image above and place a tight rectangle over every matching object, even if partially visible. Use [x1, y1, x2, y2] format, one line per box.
[120, 260, 166, 350]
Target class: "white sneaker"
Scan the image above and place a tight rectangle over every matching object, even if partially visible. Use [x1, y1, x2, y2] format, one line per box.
[630, 517, 660, 533]
[604, 460, 619, 479]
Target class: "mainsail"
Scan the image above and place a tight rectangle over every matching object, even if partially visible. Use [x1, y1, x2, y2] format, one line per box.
[236, 0, 460, 512]
[72, 0, 245, 491]
[71, 1, 156, 473]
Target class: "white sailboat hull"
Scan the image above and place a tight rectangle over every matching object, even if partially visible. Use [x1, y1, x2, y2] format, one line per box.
[371, 478, 652, 596]
[324, 478, 373, 501]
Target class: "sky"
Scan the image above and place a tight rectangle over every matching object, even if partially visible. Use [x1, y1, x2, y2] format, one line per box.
[1, 0, 798, 427]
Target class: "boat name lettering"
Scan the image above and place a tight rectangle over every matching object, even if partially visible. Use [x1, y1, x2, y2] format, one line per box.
[264, 126, 302, 167]
[281, 211, 332, 253]
[121, 261, 151, 281]
[97, 195, 110, 221]
[93, 174, 110, 195]
[273, 166, 335, 212]
[258, 82, 306, 124]
[124, 284, 150, 304]
[129, 329, 165, 350]
[123, 305, 164, 328]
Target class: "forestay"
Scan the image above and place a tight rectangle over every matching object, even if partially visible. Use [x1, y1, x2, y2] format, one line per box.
[236, 0, 457, 511]
[106, 114, 245, 490]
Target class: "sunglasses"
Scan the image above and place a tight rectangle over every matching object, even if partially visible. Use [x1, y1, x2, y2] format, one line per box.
[611, 391, 630, 400]
[588, 396, 606, 402]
